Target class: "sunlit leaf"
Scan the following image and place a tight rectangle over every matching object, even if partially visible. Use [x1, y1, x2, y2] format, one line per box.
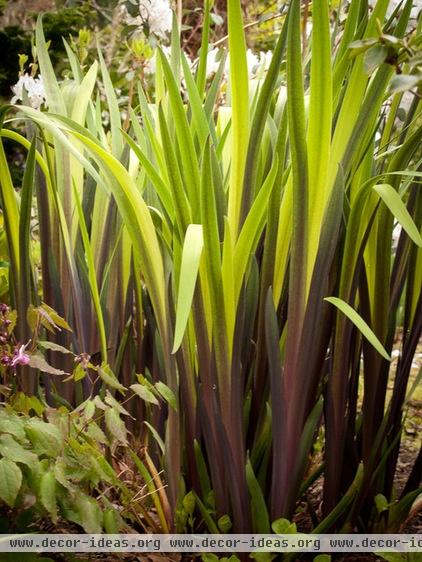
[325, 297, 391, 360]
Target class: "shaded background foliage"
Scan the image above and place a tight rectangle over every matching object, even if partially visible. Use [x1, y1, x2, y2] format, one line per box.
[0, 0, 283, 97]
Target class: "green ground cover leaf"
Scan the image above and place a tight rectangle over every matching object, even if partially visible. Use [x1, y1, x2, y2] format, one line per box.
[0, 458, 22, 507]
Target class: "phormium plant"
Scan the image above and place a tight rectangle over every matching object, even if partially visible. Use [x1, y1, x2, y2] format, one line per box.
[0, 0, 421, 540]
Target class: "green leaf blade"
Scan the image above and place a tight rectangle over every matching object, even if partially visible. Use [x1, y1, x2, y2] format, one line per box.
[374, 183, 422, 247]
[172, 224, 204, 353]
[325, 297, 391, 361]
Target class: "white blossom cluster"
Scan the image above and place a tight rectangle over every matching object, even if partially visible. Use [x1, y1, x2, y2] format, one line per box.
[123, 0, 173, 39]
[205, 48, 272, 79]
[11, 73, 46, 110]
[144, 45, 172, 74]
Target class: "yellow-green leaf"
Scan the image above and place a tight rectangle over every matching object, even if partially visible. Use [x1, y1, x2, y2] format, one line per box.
[172, 224, 204, 353]
[0, 459, 22, 507]
[325, 297, 391, 361]
[373, 184, 422, 247]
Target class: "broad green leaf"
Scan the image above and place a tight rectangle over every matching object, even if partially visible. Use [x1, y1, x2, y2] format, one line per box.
[0, 434, 38, 468]
[82, 399, 96, 421]
[373, 184, 422, 247]
[37, 341, 74, 355]
[375, 493, 389, 514]
[172, 224, 204, 353]
[325, 297, 391, 360]
[73, 363, 86, 382]
[364, 45, 388, 74]
[85, 422, 108, 446]
[39, 471, 57, 522]
[39, 304, 72, 332]
[28, 354, 69, 376]
[104, 391, 132, 418]
[348, 38, 378, 56]
[103, 507, 120, 534]
[182, 490, 196, 516]
[217, 514, 232, 532]
[26, 396, 46, 416]
[0, 413, 26, 442]
[74, 494, 103, 533]
[104, 408, 127, 445]
[389, 74, 421, 94]
[25, 419, 63, 457]
[155, 381, 178, 411]
[0, 459, 22, 507]
[271, 518, 297, 534]
[98, 363, 126, 393]
[131, 383, 159, 406]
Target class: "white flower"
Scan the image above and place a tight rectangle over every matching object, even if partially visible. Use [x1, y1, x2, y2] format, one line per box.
[203, 47, 274, 82]
[206, 47, 223, 77]
[139, 0, 173, 38]
[246, 49, 260, 75]
[121, 8, 142, 28]
[11, 73, 46, 110]
[258, 51, 273, 72]
[392, 222, 402, 251]
[144, 45, 171, 74]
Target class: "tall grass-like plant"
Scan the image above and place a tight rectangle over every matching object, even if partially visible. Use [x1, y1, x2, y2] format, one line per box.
[0, 0, 421, 535]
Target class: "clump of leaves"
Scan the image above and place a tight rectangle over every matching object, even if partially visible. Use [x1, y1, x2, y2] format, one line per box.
[0, 397, 131, 532]
[349, 18, 422, 93]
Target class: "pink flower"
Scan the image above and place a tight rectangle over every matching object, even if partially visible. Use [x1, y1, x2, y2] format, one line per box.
[11, 344, 30, 368]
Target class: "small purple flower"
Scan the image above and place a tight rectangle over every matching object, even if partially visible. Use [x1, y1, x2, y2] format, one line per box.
[11, 344, 30, 368]
[0, 354, 11, 366]
[0, 304, 9, 315]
